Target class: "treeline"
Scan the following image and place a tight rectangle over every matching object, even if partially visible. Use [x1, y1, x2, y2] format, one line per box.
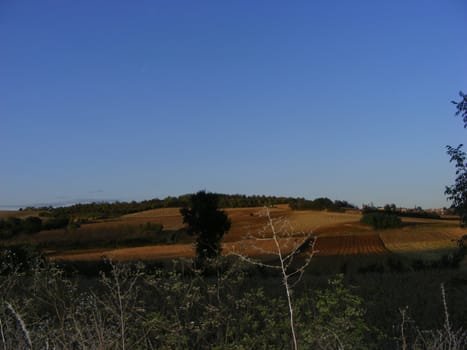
[31, 194, 355, 220]
[0, 216, 71, 239]
[35, 196, 193, 220]
[288, 197, 357, 211]
[24, 194, 359, 222]
[217, 194, 291, 208]
[362, 206, 441, 220]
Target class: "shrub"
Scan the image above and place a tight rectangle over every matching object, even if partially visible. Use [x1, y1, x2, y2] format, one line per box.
[42, 216, 69, 230]
[360, 212, 402, 229]
[22, 217, 42, 234]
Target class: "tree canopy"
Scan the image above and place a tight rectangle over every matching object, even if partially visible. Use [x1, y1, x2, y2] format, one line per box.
[446, 91, 467, 225]
[180, 191, 231, 265]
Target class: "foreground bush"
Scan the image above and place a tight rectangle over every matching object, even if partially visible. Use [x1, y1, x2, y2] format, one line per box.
[0, 258, 465, 349]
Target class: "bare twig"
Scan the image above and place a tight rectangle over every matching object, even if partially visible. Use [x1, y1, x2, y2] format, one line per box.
[227, 206, 317, 350]
[5, 302, 32, 350]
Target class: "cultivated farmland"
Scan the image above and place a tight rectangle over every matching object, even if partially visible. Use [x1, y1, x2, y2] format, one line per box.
[2, 205, 464, 262]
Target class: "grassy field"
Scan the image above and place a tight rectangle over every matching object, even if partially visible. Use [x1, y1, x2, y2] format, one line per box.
[379, 216, 464, 260]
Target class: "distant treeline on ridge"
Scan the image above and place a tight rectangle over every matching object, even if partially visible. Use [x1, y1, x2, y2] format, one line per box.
[26, 194, 357, 219]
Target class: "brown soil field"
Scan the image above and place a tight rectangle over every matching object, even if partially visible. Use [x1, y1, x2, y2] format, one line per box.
[52, 237, 310, 261]
[53, 244, 196, 261]
[313, 234, 388, 256]
[51, 232, 388, 261]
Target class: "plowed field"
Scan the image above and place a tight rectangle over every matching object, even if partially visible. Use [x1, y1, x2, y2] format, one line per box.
[313, 234, 388, 256]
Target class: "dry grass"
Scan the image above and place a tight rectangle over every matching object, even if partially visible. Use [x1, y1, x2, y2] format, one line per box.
[53, 244, 196, 261]
[0, 210, 40, 219]
[379, 218, 464, 253]
[120, 207, 184, 231]
[286, 210, 361, 233]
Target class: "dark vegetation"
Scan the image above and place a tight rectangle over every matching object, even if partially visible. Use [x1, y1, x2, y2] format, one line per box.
[0, 216, 43, 238]
[180, 191, 231, 266]
[0, 215, 78, 240]
[362, 205, 441, 220]
[446, 91, 467, 226]
[0, 250, 466, 349]
[288, 197, 356, 211]
[26, 194, 354, 221]
[360, 212, 403, 230]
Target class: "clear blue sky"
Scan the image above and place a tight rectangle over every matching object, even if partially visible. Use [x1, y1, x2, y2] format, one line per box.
[1, 0, 467, 209]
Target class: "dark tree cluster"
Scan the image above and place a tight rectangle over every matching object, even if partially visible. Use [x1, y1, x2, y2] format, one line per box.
[37, 196, 192, 220]
[35, 194, 292, 220]
[217, 194, 290, 208]
[360, 212, 402, 230]
[33, 194, 357, 221]
[0, 216, 43, 239]
[0, 215, 74, 239]
[288, 197, 355, 211]
[362, 206, 440, 220]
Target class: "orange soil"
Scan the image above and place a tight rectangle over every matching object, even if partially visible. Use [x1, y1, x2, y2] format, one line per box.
[313, 234, 388, 256]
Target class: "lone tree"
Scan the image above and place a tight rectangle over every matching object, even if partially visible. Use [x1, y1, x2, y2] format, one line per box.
[180, 191, 231, 265]
[445, 91, 467, 226]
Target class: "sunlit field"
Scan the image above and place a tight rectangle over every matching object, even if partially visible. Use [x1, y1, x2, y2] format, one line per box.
[2, 205, 463, 264]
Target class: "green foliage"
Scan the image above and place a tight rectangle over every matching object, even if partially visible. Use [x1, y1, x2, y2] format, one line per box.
[446, 91, 467, 226]
[360, 212, 402, 229]
[0, 259, 466, 349]
[180, 191, 231, 265]
[299, 275, 370, 349]
[446, 144, 467, 225]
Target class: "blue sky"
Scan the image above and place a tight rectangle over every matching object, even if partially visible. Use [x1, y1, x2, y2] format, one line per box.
[1, 0, 467, 209]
